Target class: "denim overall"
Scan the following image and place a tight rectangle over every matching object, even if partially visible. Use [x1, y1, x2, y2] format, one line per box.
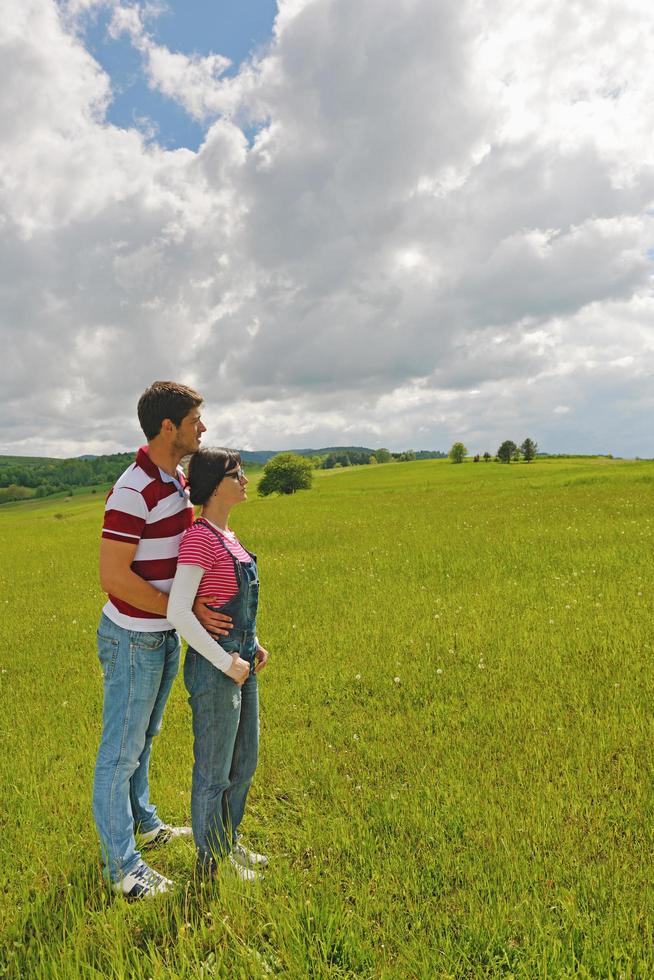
[183, 519, 260, 868]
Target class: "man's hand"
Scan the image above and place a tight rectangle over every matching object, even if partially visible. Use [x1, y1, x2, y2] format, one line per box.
[254, 644, 269, 674]
[226, 653, 249, 686]
[193, 596, 233, 637]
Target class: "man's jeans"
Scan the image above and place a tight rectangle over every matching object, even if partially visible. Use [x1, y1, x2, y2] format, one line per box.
[184, 646, 259, 867]
[92, 613, 180, 883]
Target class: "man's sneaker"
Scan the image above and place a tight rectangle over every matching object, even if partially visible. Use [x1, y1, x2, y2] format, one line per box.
[140, 823, 192, 850]
[231, 841, 269, 869]
[228, 854, 264, 882]
[112, 861, 173, 899]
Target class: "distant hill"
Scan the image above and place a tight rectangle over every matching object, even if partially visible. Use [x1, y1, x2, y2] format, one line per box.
[0, 452, 133, 504]
[0, 455, 58, 467]
[239, 446, 399, 464]
[0, 446, 447, 504]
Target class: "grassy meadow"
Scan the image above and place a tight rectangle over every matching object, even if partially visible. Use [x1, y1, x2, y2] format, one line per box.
[1, 456, 654, 978]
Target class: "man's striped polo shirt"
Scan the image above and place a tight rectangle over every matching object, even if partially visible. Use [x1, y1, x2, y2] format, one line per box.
[101, 445, 194, 631]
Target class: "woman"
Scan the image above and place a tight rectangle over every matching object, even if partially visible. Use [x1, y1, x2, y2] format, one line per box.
[167, 448, 269, 881]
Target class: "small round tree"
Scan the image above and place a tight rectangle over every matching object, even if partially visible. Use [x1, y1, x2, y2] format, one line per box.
[448, 441, 467, 464]
[257, 453, 313, 496]
[497, 440, 517, 463]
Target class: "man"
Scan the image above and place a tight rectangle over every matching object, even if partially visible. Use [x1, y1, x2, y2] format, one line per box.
[93, 381, 231, 898]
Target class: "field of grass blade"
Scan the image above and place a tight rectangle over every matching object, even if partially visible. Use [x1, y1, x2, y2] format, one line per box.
[1, 457, 654, 978]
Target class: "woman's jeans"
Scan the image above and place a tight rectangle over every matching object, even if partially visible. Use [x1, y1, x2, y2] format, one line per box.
[184, 645, 259, 867]
[92, 613, 180, 882]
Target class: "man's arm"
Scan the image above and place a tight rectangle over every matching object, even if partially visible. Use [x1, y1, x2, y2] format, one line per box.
[99, 538, 168, 616]
[99, 538, 233, 635]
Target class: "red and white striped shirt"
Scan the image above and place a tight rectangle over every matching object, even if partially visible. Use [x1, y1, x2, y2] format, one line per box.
[101, 445, 194, 631]
[177, 519, 252, 605]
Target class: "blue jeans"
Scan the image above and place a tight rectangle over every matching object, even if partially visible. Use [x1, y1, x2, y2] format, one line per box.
[92, 613, 180, 882]
[184, 645, 259, 867]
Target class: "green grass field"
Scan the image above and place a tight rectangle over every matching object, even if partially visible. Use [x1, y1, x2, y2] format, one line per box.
[1, 457, 653, 978]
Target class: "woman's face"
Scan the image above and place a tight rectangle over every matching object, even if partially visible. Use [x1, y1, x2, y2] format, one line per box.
[212, 463, 248, 506]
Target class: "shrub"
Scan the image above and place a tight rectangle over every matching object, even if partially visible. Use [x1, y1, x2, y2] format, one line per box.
[257, 453, 313, 496]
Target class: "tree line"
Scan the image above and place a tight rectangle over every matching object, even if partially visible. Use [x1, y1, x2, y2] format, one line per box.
[0, 453, 133, 504]
[317, 448, 445, 468]
[0, 445, 448, 504]
[448, 439, 538, 464]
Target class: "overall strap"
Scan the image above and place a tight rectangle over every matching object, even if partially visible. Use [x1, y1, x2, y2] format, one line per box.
[195, 518, 243, 581]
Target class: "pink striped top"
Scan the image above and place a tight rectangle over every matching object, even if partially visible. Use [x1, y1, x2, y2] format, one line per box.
[177, 519, 252, 604]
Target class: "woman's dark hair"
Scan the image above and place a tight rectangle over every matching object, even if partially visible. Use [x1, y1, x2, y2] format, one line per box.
[188, 448, 242, 505]
[137, 381, 203, 440]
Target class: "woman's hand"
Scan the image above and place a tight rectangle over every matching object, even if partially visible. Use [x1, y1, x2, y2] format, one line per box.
[254, 644, 269, 674]
[225, 653, 250, 686]
[193, 596, 233, 637]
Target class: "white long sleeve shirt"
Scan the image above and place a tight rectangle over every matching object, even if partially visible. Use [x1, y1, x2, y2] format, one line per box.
[167, 564, 233, 672]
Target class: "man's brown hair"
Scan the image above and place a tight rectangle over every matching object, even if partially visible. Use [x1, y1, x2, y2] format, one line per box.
[137, 381, 203, 441]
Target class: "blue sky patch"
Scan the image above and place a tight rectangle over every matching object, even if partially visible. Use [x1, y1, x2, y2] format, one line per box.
[80, 1, 277, 150]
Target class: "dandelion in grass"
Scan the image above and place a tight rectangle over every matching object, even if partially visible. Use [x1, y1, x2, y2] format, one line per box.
[436, 668, 443, 675]
[394, 676, 401, 685]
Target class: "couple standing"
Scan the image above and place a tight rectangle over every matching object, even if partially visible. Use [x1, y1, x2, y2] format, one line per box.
[92, 381, 270, 898]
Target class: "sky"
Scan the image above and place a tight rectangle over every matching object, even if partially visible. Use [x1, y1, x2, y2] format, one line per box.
[1, 0, 653, 459]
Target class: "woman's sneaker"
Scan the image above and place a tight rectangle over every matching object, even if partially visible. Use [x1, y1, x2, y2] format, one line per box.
[113, 861, 174, 899]
[231, 841, 269, 869]
[228, 854, 264, 882]
[140, 823, 192, 849]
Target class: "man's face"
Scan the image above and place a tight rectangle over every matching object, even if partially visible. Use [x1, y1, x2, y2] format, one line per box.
[173, 407, 206, 454]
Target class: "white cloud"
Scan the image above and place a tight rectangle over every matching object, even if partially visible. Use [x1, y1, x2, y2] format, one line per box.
[144, 46, 231, 120]
[105, 3, 240, 121]
[1, 0, 654, 458]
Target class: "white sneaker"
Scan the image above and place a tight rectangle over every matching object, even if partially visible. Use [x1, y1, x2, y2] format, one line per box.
[112, 861, 174, 899]
[228, 854, 263, 882]
[140, 823, 192, 849]
[231, 841, 269, 869]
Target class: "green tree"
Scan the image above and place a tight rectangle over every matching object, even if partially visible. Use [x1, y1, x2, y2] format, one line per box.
[483, 452, 491, 462]
[448, 442, 467, 464]
[497, 440, 517, 463]
[520, 438, 537, 462]
[375, 448, 391, 463]
[0, 484, 32, 503]
[257, 453, 313, 496]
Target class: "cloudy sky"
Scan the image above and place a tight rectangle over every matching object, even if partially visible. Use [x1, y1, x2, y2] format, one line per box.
[1, 0, 653, 458]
